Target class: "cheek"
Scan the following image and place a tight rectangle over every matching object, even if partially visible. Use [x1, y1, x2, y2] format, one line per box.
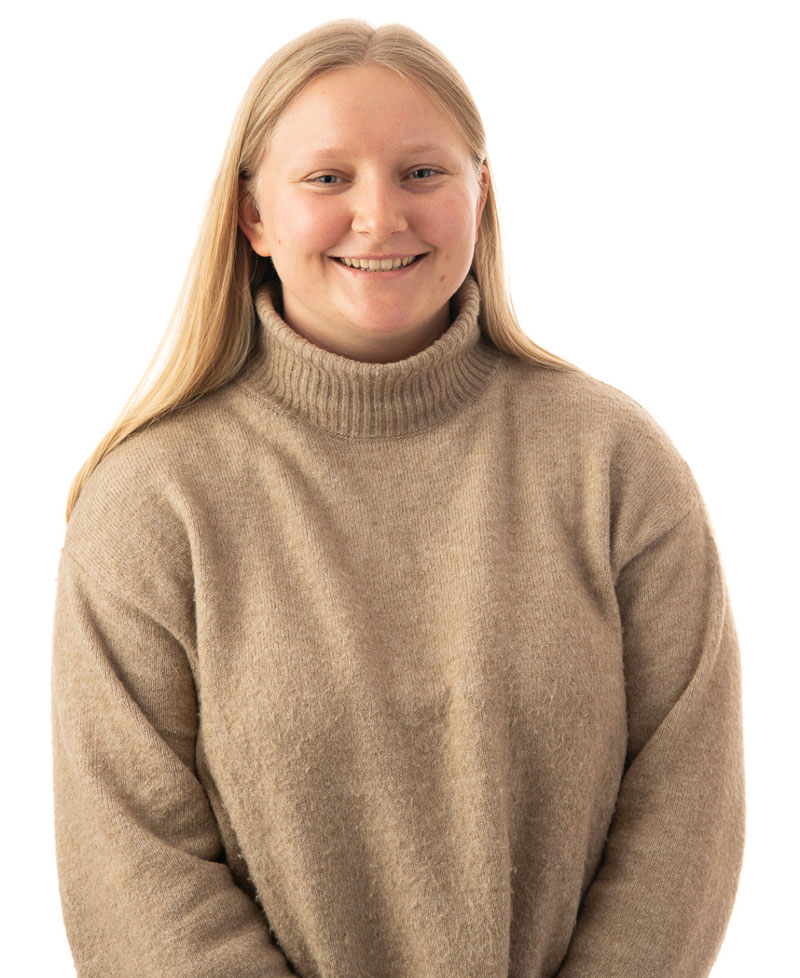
[269, 196, 346, 254]
[416, 190, 480, 249]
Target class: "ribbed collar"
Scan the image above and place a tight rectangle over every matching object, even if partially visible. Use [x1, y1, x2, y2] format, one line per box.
[234, 273, 501, 438]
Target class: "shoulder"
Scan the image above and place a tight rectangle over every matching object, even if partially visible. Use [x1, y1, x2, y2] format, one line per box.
[61, 384, 245, 617]
[502, 354, 684, 443]
[499, 356, 703, 566]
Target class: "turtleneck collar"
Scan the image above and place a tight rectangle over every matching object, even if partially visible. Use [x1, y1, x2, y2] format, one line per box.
[233, 273, 502, 439]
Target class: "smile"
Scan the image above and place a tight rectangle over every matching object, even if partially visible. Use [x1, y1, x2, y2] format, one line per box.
[331, 254, 425, 272]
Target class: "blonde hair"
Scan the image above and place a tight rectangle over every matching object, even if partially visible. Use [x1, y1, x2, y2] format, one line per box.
[65, 18, 582, 523]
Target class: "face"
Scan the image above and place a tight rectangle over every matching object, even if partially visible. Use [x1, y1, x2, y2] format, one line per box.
[238, 64, 489, 361]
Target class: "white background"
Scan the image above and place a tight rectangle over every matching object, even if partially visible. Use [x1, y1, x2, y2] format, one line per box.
[1, 0, 797, 974]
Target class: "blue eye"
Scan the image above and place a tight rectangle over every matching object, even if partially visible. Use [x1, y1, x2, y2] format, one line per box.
[308, 168, 441, 186]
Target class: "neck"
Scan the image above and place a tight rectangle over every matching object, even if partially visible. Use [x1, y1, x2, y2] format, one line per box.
[278, 294, 454, 364]
[233, 274, 502, 439]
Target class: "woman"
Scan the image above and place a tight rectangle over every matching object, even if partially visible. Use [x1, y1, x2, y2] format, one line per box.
[52, 18, 745, 978]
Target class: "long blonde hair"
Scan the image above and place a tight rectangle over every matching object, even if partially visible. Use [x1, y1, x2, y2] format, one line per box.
[65, 18, 581, 523]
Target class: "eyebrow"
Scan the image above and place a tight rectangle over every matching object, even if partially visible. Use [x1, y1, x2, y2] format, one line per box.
[302, 143, 451, 161]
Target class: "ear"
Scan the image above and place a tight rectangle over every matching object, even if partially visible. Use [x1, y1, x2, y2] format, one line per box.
[474, 164, 489, 241]
[237, 184, 271, 257]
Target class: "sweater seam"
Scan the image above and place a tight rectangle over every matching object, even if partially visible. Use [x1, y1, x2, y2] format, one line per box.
[59, 546, 193, 654]
[612, 490, 704, 586]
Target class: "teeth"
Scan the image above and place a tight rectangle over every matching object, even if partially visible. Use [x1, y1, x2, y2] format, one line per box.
[338, 255, 419, 270]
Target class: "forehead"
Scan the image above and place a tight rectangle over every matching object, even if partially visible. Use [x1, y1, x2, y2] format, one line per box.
[267, 64, 466, 161]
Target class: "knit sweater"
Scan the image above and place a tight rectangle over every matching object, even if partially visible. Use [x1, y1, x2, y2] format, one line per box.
[51, 273, 745, 978]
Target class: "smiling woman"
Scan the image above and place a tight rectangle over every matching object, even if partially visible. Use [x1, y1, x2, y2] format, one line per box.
[52, 17, 745, 978]
[236, 63, 489, 361]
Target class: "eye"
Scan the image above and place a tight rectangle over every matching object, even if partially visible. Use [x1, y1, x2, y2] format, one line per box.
[305, 168, 443, 187]
[309, 174, 342, 185]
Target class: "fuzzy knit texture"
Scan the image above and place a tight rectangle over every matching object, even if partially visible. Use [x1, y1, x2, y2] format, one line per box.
[51, 273, 746, 978]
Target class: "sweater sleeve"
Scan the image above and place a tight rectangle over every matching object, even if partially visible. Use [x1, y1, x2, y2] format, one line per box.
[554, 489, 746, 978]
[51, 466, 295, 977]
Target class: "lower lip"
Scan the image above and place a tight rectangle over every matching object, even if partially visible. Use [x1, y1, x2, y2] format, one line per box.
[330, 254, 428, 279]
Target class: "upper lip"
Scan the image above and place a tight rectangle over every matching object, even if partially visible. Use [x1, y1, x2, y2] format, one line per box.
[330, 253, 427, 260]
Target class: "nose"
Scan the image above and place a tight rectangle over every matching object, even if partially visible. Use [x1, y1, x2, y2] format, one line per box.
[350, 176, 409, 242]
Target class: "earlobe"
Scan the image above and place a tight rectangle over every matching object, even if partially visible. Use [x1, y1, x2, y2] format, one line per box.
[237, 190, 271, 257]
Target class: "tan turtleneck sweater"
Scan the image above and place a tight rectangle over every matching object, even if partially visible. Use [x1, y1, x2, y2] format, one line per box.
[51, 274, 745, 978]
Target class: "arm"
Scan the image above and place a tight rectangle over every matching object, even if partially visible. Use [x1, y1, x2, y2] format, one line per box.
[51, 544, 295, 978]
[555, 494, 746, 977]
